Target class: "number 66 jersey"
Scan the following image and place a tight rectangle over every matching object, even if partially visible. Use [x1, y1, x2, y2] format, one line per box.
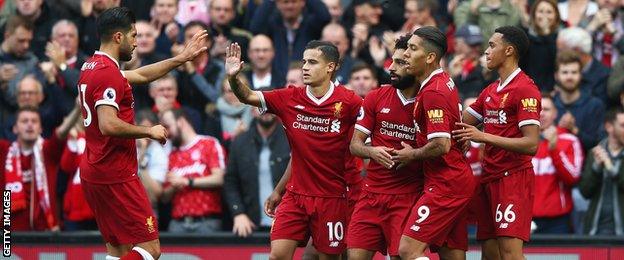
[77, 51, 137, 184]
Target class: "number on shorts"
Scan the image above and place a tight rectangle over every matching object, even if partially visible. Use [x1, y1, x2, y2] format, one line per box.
[495, 204, 516, 223]
[415, 205, 430, 223]
[326, 221, 344, 241]
[79, 84, 92, 127]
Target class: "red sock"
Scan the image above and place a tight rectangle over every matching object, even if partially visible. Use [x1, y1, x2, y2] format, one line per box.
[120, 251, 143, 260]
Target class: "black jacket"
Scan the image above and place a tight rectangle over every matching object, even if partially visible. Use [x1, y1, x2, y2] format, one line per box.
[244, 69, 286, 89]
[223, 123, 290, 225]
[581, 59, 611, 105]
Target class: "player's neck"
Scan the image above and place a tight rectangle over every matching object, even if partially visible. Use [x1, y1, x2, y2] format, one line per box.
[496, 61, 519, 85]
[400, 86, 417, 99]
[309, 79, 332, 97]
[97, 45, 120, 64]
[416, 65, 441, 85]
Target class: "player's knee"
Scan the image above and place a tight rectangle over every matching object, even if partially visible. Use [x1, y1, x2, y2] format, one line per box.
[269, 250, 289, 260]
[398, 242, 413, 259]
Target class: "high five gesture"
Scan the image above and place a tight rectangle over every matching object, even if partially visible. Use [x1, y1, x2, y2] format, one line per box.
[225, 42, 260, 107]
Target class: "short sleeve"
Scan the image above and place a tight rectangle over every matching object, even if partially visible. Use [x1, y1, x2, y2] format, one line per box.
[256, 86, 296, 116]
[349, 92, 364, 125]
[205, 138, 227, 170]
[515, 85, 541, 128]
[92, 69, 126, 111]
[355, 92, 376, 136]
[422, 90, 452, 140]
[467, 88, 486, 122]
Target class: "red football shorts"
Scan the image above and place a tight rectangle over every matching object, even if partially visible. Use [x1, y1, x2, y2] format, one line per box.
[270, 191, 348, 254]
[346, 179, 363, 225]
[348, 191, 420, 256]
[476, 168, 535, 242]
[82, 178, 159, 245]
[402, 191, 471, 251]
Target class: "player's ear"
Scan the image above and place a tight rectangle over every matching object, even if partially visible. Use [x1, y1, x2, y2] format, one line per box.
[327, 62, 337, 74]
[504, 44, 515, 57]
[113, 31, 124, 44]
[425, 52, 436, 65]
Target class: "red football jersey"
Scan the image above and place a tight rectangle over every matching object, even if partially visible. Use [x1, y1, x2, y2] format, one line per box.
[355, 85, 423, 194]
[78, 51, 137, 184]
[467, 69, 541, 183]
[257, 84, 362, 197]
[168, 136, 226, 218]
[413, 69, 475, 198]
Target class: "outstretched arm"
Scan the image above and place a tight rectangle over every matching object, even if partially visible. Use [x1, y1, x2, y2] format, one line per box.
[123, 30, 209, 85]
[225, 43, 261, 107]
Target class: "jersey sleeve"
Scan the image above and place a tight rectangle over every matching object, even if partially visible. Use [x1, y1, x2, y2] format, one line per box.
[515, 85, 541, 128]
[91, 68, 127, 111]
[204, 138, 227, 170]
[467, 87, 486, 122]
[255, 86, 296, 117]
[355, 92, 376, 136]
[422, 89, 453, 140]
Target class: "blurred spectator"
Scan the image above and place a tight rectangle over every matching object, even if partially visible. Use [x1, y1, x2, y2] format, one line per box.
[216, 75, 253, 141]
[121, 0, 155, 21]
[285, 60, 304, 86]
[583, 0, 623, 68]
[553, 51, 606, 152]
[608, 57, 624, 101]
[209, 0, 253, 61]
[78, 0, 120, 56]
[244, 34, 285, 89]
[224, 108, 290, 237]
[579, 107, 624, 235]
[349, 0, 389, 37]
[152, 0, 182, 56]
[149, 73, 203, 132]
[521, 0, 560, 92]
[59, 119, 96, 231]
[136, 109, 170, 218]
[161, 109, 226, 234]
[0, 104, 81, 231]
[532, 94, 583, 234]
[2, 76, 65, 141]
[449, 24, 487, 98]
[403, 0, 439, 32]
[42, 19, 87, 113]
[174, 21, 225, 138]
[176, 0, 210, 26]
[0, 0, 58, 60]
[322, 0, 343, 23]
[125, 20, 168, 110]
[346, 61, 377, 98]
[0, 16, 39, 108]
[454, 0, 522, 50]
[250, 0, 331, 76]
[558, 27, 611, 104]
[558, 0, 598, 27]
[321, 23, 355, 84]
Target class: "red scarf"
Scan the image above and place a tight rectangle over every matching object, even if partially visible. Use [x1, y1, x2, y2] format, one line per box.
[4, 139, 55, 229]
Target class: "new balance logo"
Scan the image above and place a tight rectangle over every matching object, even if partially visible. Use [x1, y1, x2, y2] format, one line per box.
[499, 223, 509, 229]
[294, 105, 305, 110]
[410, 225, 420, 232]
[380, 108, 390, 113]
[329, 241, 340, 247]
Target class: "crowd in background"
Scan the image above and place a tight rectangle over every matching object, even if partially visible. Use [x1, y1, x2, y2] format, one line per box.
[0, 0, 623, 237]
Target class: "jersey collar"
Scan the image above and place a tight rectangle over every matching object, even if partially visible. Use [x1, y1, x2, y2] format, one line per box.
[94, 51, 120, 68]
[396, 89, 415, 105]
[419, 68, 444, 90]
[496, 68, 521, 92]
[306, 81, 335, 106]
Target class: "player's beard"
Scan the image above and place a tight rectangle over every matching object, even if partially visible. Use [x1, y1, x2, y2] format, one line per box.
[171, 134, 183, 148]
[119, 42, 134, 62]
[390, 73, 417, 90]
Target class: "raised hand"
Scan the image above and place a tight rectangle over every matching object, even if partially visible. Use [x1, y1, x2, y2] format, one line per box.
[178, 30, 209, 62]
[225, 43, 244, 77]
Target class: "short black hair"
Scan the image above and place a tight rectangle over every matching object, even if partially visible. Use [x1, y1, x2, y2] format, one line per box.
[413, 26, 447, 60]
[97, 7, 136, 42]
[304, 40, 340, 65]
[184, 20, 210, 35]
[395, 34, 410, 50]
[606, 107, 624, 124]
[350, 61, 377, 80]
[494, 26, 529, 59]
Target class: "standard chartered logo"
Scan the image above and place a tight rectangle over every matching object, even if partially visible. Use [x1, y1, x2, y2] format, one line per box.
[331, 119, 341, 133]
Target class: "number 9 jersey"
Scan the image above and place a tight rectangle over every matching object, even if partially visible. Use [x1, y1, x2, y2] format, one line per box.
[77, 51, 137, 184]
